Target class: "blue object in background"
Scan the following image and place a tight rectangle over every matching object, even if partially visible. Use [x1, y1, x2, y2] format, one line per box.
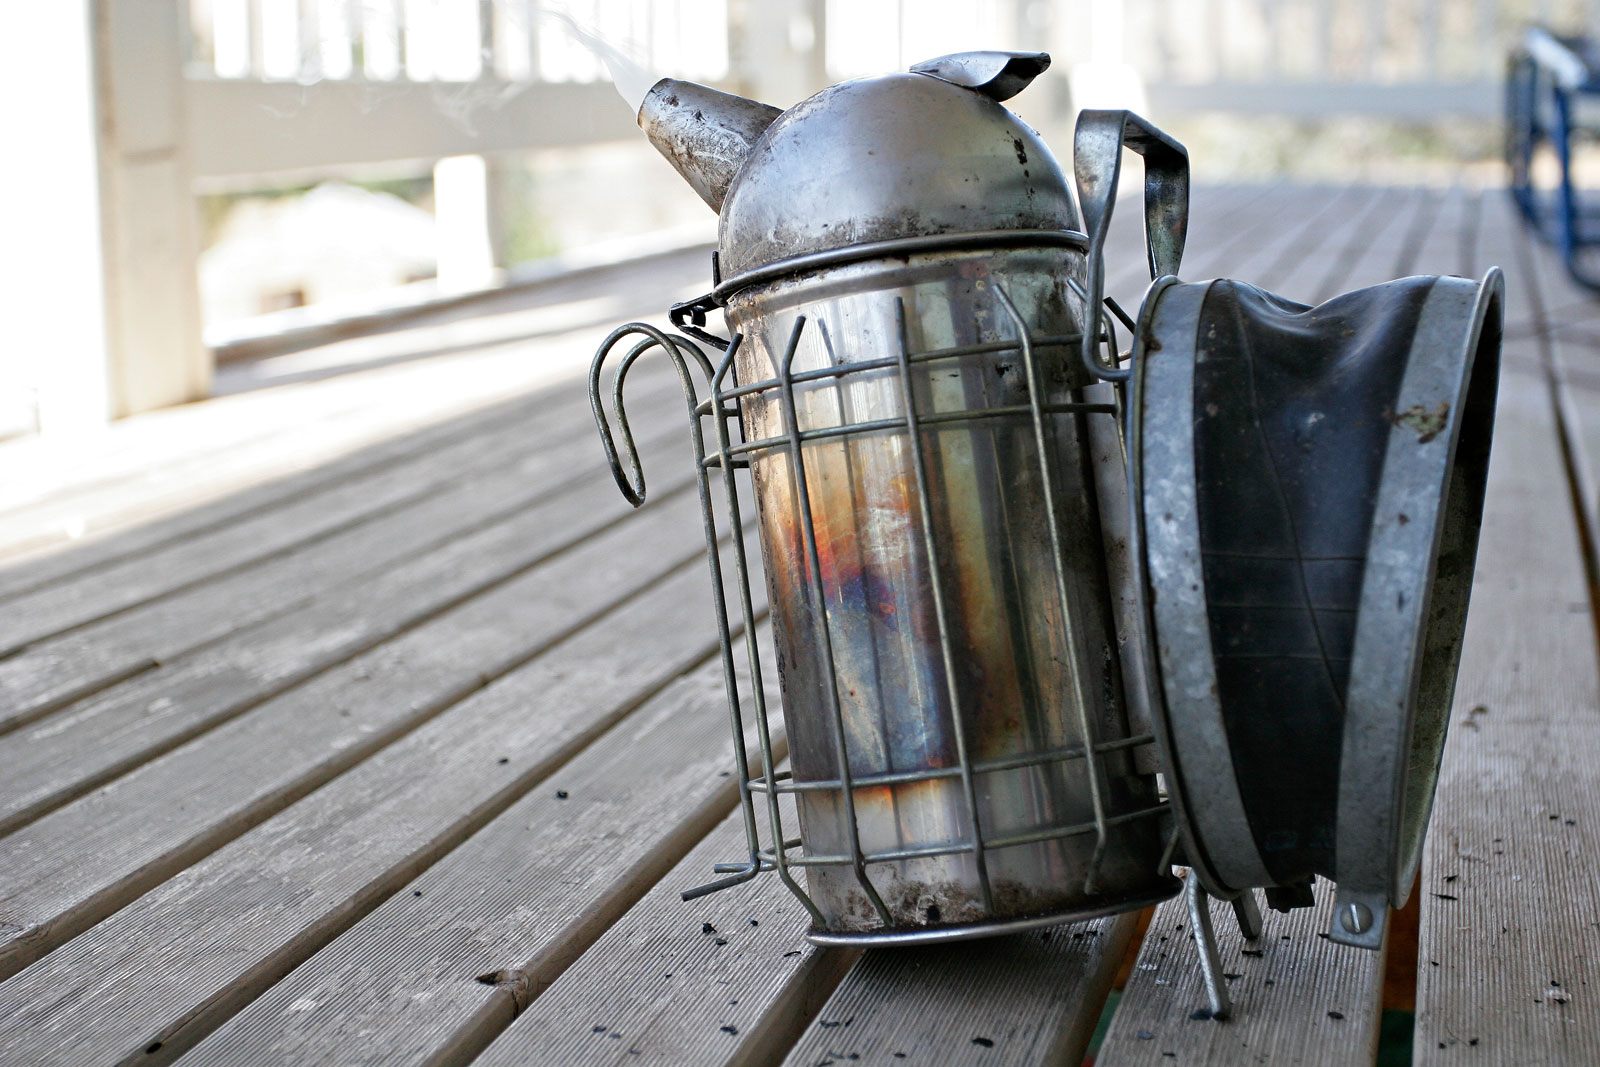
[1509, 27, 1600, 290]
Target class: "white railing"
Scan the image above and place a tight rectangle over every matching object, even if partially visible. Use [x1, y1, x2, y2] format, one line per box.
[821, 0, 1595, 119]
[183, 0, 1582, 189]
[1121, 0, 1523, 118]
[184, 0, 730, 184]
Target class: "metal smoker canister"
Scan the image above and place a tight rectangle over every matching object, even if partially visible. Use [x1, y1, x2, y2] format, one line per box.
[627, 52, 1180, 941]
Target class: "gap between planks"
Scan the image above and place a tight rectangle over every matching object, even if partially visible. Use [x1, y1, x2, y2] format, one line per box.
[0, 567, 768, 1066]
[0, 373, 677, 656]
[0, 364, 691, 736]
[0, 487, 712, 982]
[0, 423, 691, 839]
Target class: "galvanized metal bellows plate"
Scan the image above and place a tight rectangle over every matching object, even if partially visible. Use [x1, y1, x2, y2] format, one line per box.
[1130, 269, 1505, 946]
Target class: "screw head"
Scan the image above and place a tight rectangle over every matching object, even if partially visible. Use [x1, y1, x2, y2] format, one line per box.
[1341, 902, 1373, 935]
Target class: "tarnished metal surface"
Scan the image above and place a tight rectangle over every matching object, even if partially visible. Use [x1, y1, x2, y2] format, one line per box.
[1071, 109, 1189, 381]
[1083, 377, 1161, 777]
[909, 50, 1051, 101]
[1331, 268, 1504, 946]
[714, 72, 1079, 278]
[600, 60, 1197, 943]
[723, 247, 1174, 935]
[1132, 278, 1274, 899]
[637, 78, 781, 213]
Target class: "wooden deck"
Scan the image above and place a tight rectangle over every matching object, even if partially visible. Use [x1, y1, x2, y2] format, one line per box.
[0, 182, 1595, 1066]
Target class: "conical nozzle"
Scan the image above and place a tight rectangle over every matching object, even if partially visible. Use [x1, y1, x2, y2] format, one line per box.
[637, 78, 782, 213]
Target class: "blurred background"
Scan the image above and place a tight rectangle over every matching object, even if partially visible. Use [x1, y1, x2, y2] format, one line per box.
[0, 0, 1590, 442]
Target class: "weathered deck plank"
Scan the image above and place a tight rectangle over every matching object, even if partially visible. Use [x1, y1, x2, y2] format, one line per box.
[0, 489, 706, 981]
[1411, 194, 1600, 1063]
[180, 626, 777, 1067]
[1241, 184, 1382, 303]
[0, 422, 690, 837]
[0, 379, 687, 733]
[0, 553, 750, 1064]
[1305, 184, 1420, 303]
[0, 377, 664, 654]
[1512, 187, 1600, 567]
[1231, 183, 1377, 300]
[1098, 879, 1385, 1066]
[471, 800, 858, 1067]
[786, 919, 1138, 1067]
[1393, 184, 1476, 285]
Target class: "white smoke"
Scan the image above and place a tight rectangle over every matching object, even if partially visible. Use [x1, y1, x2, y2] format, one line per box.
[538, 6, 662, 117]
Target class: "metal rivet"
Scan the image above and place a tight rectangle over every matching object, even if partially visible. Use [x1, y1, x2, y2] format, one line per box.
[1340, 902, 1373, 935]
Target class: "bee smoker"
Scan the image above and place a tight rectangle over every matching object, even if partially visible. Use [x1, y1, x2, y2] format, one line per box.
[588, 48, 1504, 1016]
[594, 51, 1181, 941]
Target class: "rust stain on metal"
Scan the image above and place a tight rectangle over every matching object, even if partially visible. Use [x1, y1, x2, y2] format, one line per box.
[1392, 400, 1450, 443]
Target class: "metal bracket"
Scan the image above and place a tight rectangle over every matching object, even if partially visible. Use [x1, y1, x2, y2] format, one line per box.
[1327, 887, 1387, 950]
[669, 292, 731, 351]
[1071, 108, 1190, 382]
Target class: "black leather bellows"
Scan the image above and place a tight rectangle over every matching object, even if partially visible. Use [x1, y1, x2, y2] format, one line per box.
[1131, 270, 1504, 948]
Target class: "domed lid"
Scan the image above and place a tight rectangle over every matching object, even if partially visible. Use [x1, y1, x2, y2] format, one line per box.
[717, 54, 1079, 279]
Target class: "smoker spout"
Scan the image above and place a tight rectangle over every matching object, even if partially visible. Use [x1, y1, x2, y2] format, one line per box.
[638, 78, 782, 213]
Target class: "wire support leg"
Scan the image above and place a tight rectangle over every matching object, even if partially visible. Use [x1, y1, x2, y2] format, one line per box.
[1186, 872, 1233, 1021]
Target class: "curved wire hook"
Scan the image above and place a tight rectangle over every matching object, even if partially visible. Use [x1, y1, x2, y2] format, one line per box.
[589, 322, 719, 507]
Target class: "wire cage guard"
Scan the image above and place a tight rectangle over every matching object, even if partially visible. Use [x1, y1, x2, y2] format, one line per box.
[590, 261, 1182, 947]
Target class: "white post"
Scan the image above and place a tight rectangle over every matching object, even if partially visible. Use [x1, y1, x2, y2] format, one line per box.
[100, 0, 210, 419]
[433, 0, 502, 292]
[434, 154, 499, 293]
[1, 0, 208, 433]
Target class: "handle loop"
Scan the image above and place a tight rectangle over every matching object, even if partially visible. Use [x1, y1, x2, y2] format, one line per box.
[1073, 109, 1190, 381]
[589, 323, 716, 507]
